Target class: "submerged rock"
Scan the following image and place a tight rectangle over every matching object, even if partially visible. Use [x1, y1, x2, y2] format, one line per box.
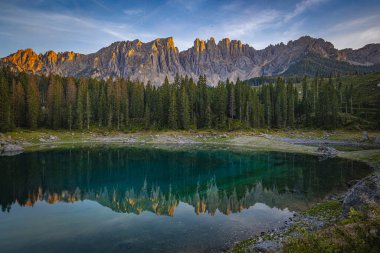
[342, 173, 380, 215]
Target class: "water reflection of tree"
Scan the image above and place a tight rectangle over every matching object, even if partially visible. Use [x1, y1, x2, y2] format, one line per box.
[0, 148, 372, 214]
[0, 179, 361, 216]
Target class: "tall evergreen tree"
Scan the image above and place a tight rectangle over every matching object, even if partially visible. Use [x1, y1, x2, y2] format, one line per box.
[47, 76, 64, 129]
[12, 79, 26, 128]
[0, 73, 12, 131]
[287, 82, 295, 127]
[179, 83, 190, 129]
[263, 85, 272, 128]
[66, 78, 76, 130]
[26, 76, 40, 129]
[168, 88, 178, 129]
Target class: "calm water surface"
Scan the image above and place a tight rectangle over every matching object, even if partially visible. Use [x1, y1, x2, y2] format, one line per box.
[0, 146, 373, 252]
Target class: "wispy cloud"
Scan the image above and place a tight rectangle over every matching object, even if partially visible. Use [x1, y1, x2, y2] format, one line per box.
[123, 8, 143, 16]
[330, 15, 380, 32]
[222, 10, 280, 38]
[168, 0, 204, 11]
[92, 0, 111, 11]
[0, 3, 158, 55]
[285, 0, 327, 22]
[324, 14, 380, 49]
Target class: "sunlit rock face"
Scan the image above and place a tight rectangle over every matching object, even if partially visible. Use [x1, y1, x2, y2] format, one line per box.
[1, 36, 380, 85]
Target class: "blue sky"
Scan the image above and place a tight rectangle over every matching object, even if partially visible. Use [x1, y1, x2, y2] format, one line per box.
[0, 0, 379, 57]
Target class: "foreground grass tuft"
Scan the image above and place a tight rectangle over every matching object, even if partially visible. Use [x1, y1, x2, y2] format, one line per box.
[283, 205, 380, 253]
[303, 200, 342, 220]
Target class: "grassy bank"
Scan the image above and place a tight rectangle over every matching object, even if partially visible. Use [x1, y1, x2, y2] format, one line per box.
[1, 129, 380, 167]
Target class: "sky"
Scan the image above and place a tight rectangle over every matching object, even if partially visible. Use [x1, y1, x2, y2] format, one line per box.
[0, 0, 380, 57]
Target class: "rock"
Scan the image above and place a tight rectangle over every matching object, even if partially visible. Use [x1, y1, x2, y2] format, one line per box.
[49, 135, 59, 141]
[252, 240, 281, 252]
[317, 146, 338, 159]
[40, 135, 60, 142]
[2, 144, 24, 153]
[362, 131, 369, 141]
[342, 173, 380, 215]
[374, 136, 380, 145]
[346, 179, 360, 187]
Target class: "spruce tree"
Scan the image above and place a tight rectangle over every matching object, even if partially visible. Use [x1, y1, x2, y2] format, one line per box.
[26, 76, 40, 129]
[0, 74, 11, 131]
[144, 105, 151, 130]
[66, 78, 77, 130]
[76, 79, 86, 129]
[12, 80, 26, 128]
[263, 85, 272, 128]
[168, 89, 178, 129]
[179, 84, 190, 129]
[287, 82, 295, 127]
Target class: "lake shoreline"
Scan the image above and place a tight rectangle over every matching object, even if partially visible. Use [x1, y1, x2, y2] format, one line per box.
[1, 129, 380, 167]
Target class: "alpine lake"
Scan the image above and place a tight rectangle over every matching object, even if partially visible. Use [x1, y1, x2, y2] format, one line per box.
[0, 144, 373, 252]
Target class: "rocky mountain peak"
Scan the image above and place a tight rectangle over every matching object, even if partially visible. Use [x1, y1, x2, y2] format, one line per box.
[194, 38, 206, 52]
[1, 36, 380, 85]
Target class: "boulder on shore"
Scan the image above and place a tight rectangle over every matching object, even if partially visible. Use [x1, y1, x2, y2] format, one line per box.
[342, 173, 380, 215]
[317, 146, 338, 159]
[0, 143, 24, 156]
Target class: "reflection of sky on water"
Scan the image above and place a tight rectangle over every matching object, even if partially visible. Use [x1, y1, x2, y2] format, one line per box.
[0, 200, 292, 253]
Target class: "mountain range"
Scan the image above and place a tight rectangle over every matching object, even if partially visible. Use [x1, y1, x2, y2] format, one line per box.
[1, 36, 380, 85]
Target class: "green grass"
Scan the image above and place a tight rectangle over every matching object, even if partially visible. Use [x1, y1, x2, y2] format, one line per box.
[283, 205, 380, 253]
[303, 200, 342, 220]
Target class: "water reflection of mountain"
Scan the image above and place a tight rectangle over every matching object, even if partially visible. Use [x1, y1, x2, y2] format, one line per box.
[0, 147, 372, 215]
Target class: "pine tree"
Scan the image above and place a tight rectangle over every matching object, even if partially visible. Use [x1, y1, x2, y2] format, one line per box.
[0, 73, 12, 131]
[26, 76, 40, 129]
[121, 79, 129, 128]
[168, 88, 178, 129]
[47, 76, 64, 129]
[66, 78, 77, 130]
[97, 81, 106, 127]
[12, 79, 26, 128]
[144, 105, 151, 130]
[179, 84, 190, 129]
[106, 78, 114, 128]
[263, 85, 272, 128]
[214, 82, 227, 128]
[301, 77, 311, 126]
[287, 82, 295, 127]
[196, 75, 208, 128]
[85, 86, 91, 130]
[274, 80, 287, 128]
[205, 103, 212, 128]
[114, 80, 122, 129]
[76, 78, 86, 129]
[227, 79, 235, 119]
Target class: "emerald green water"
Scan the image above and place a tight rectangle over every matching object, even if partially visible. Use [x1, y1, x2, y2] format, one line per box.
[0, 146, 372, 252]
